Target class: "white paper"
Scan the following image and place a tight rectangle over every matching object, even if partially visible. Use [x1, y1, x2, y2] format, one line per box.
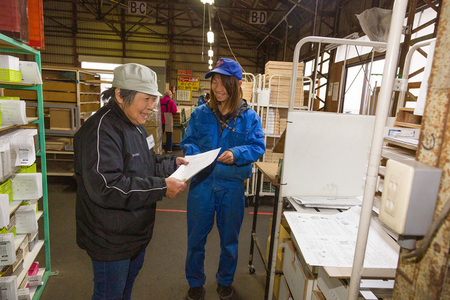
[1, 129, 37, 166]
[169, 148, 221, 182]
[15, 204, 38, 234]
[11, 173, 43, 200]
[384, 136, 419, 147]
[0, 194, 9, 228]
[284, 207, 399, 268]
[291, 196, 362, 209]
[0, 100, 27, 125]
[0, 142, 12, 180]
[0, 233, 16, 266]
[332, 82, 339, 101]
[19, 61, 43, 84]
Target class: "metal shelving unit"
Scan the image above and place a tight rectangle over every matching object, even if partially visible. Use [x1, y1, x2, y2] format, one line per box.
[0, 32, 54, 299]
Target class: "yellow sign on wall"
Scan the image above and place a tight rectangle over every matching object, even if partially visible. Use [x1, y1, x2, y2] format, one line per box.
[177, 76, 200, 91]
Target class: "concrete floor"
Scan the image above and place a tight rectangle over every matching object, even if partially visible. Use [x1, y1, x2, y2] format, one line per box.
[37, 151, 274, 300]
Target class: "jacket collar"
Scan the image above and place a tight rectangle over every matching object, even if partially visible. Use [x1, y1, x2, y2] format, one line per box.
[107, 100, 134, 126]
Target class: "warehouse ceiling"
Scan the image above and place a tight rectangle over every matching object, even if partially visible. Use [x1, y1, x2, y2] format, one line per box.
[44, 0, 400, 59]
[42, 0, 440, 72]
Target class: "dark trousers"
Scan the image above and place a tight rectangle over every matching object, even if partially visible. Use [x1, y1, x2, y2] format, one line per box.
[91, 249, 146, 300]
[162, 124, 173, 152]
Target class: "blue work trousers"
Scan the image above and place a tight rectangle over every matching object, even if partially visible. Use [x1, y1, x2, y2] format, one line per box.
[91, 249, 145, 300]
[185, 181, 245, 287]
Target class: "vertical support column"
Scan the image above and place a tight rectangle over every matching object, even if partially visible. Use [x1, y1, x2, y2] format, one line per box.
[72, 1, 78, 67]
[348, 0, 409, 298]
[168, 3, 174, 89]
[394, 0, 450, 297]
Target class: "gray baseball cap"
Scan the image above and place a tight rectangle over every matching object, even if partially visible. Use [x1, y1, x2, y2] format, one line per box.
[112, 63, 162, 96]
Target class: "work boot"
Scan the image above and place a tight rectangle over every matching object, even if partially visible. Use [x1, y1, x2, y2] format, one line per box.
[217, 284, 233, 300]
[186, 286, 205, 300]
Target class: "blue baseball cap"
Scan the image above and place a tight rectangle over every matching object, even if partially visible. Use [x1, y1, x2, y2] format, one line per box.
[205, 58, 243, 80]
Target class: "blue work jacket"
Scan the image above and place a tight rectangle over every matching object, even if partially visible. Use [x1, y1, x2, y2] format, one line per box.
[181, 103, 265, 187]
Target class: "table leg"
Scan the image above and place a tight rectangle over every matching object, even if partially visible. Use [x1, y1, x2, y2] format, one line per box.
[248, 169, 262, 274]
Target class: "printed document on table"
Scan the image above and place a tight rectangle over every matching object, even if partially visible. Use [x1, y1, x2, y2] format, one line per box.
[291, 196, 362, 209]
[284, 207, 399, 268]
[169, 148, 221, 182]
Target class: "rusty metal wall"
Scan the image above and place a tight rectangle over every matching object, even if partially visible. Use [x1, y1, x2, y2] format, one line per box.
[394, 0, 450, 298]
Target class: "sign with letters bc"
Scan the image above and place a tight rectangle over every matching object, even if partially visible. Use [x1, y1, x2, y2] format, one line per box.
[128, 1, 146, 15]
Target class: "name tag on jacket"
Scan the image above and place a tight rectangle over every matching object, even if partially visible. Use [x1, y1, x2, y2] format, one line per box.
[146, 135, 155, 149]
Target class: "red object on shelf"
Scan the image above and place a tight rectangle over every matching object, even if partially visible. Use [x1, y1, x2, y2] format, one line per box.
[28, 261, 39, 276]
[0, 0, 29, 43]
[27, 0, 45, 49]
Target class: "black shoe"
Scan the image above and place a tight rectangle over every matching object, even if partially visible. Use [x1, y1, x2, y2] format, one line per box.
[186, 286, 205, 300]
[217, 284, 233, 300]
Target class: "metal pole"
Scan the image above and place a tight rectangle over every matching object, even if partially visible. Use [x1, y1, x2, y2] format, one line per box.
[348, 0, 409, 298]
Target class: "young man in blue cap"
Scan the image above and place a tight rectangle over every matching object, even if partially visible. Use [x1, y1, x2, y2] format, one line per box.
[181, 58, 265, 300]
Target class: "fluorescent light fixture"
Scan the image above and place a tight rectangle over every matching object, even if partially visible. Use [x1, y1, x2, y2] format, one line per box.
[208, 49, 213, 57]
[208, 59, 213, 64]
[208, 65, 213, 70]
[201, 0, 214, 4]
[207, 31, 214, 44]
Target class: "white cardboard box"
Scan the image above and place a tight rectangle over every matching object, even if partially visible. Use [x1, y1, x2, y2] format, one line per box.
[279, 275, 294, 300]
[282, 240, 315, 300]
[316, 267, 348, 300]
[0, 55, 20, 71]
[0, 276, 18, 300]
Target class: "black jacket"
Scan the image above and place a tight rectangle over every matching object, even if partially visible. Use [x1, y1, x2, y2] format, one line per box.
[74, 100, 176, 261]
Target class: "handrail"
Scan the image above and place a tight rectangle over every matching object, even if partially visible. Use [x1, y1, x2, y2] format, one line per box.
[397, 38, 437, 110]
[288, 36, 387, 111]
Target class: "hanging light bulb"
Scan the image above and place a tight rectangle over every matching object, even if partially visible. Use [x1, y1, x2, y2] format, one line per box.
[209, 65, 213, 70]
[208, 49, 213, 57]
[201, 0, 214, 4]
[208, 59, 213, 64]
[207, 31, 214, 44]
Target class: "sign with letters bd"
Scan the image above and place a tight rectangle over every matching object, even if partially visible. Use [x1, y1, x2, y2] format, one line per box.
[249, 11, 267, 25]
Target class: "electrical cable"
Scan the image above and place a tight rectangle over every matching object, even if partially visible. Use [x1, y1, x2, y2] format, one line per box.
[402, 197, 450, 259]
[217, 12, 247, 73]
[202, 3, 206, 62]
[312, 0, 319, 36]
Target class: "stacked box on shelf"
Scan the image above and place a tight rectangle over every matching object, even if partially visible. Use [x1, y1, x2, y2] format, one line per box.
[264, 137, 284, 164]
[264, 148, 284, 164]
[3, 68, 102, 127]
[167, 105, 191, 145]
[162, 126, 186, 145]
[143, 110, 163, 154]
[241, 81, 254, 102]
[173, 105, 192, 124]
[262, 108, 288, 135]
[264, 61, 304, 107]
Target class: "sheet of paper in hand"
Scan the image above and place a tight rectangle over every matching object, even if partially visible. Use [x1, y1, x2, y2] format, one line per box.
[169, 148, 221, 182]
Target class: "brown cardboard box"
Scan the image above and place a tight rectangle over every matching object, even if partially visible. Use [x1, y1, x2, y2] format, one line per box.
[49, 108, 72, 130]
[26, 106, 37, 118]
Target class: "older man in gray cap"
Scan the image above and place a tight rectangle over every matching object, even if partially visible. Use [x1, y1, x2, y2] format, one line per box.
[74, 63, 187, 300]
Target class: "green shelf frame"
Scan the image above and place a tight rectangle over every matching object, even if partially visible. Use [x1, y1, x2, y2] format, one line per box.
[0, 33, 55, 299]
